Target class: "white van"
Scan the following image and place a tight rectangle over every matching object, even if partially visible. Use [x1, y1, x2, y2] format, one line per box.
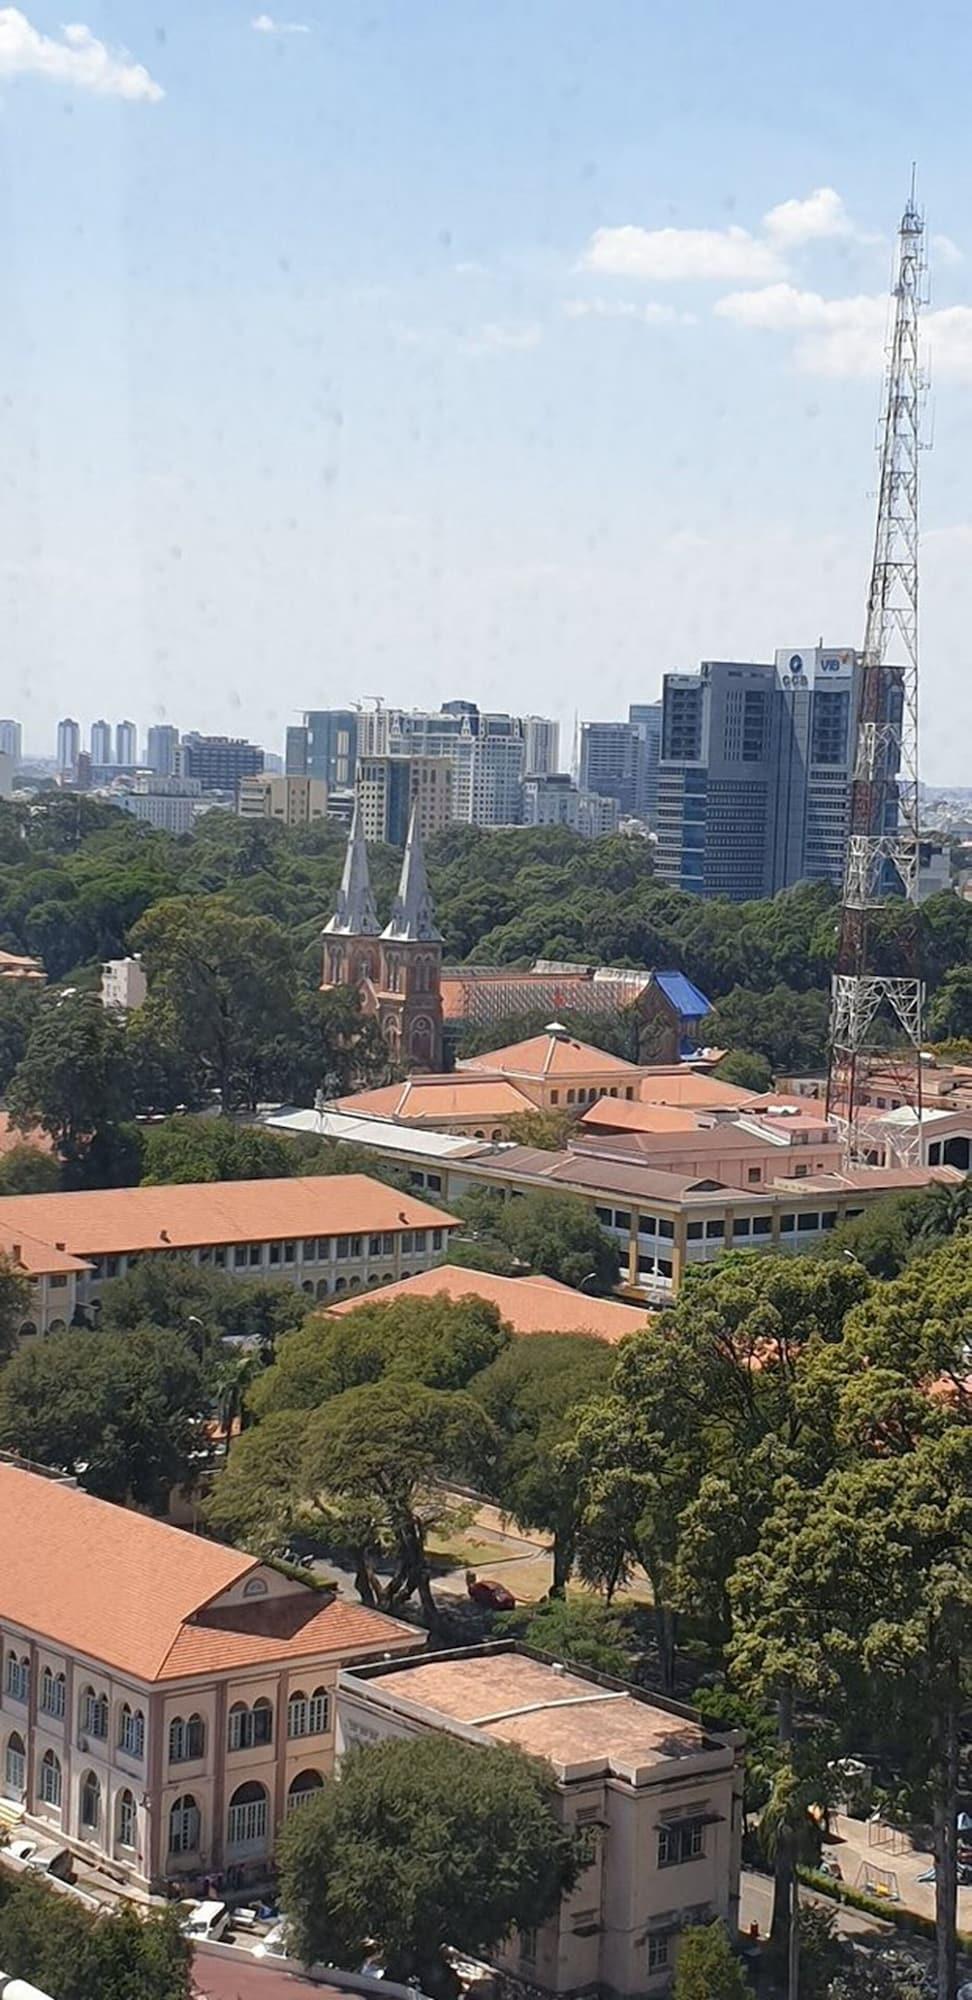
[180, 1899, 230, 1942]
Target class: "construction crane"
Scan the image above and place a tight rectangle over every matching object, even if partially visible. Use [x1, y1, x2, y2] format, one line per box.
[826, 182, 926, 1167]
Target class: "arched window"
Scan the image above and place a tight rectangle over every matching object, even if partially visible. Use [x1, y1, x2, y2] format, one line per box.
[5, 1652, 29, 1703]
[80, 1686, 108, 1740]
[168, 1793, 200, 1856]
[169, 1713, 205, 1764]
[287, 1769, 324, 1814]
[119, 1703, 144, 1759]
[227, 1780, 268, 1852]
[17, 1322, 36, 1341]
[39, 1750, 62, 1810]
[287, 1686, 329, 1739]
[117, 1788, 137, 1849]
[227, 1698, 273, 1752]
[80, 1771, 101, 1832]
[315, 1278, 329, 1298]
[40, 1668, 66, 1720]
[4, 1732, 25, 1799]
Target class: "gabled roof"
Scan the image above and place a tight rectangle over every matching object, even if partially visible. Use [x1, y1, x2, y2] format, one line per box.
[460, 1032, 642, 1081]
[327, 1264, 648, 1344]
[0, 1461, 417, 1684]
[651, 969, 712, 1020]
[639, 1072, 759, 1111]
[580, 1098, 701, 1135]
[334, 1077, 535, 1123]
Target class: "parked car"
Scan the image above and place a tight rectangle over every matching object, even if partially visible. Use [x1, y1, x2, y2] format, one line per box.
[465, 1570, 515, 1612]
[181, 1899, 231, 1942]
[254, 1920, 293, 1961]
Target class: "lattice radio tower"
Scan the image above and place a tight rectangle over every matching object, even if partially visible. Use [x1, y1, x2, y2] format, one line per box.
[826, 183, 926, 1166]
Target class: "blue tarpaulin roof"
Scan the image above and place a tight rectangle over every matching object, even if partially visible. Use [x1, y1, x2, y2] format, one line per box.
[653, 970, 712, 1021]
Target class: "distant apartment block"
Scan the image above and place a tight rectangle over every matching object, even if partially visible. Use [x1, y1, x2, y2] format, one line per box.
[0, 720, 23, 765]
[304, 711, 358, 788]
[355, 755, 453, 845]
[56, 719, 80, 777]
[0, 752, 13, 800]
[115, 720, 137, 768]
[89, 719, 112, 767]
[628, 700, 663, 825]
[522, 773, 619, 837]
[579, 720, 645, 819]
[357, 703, 525, 827]
[285, 725, 309, 776]
[177, 735, 264, 793]
[101, 955, 148, 1013]
[522, 715, 560, 776]
[146, 725, 180, 778]
[117, 785, 199, 833]
[237, 774, 328, 828]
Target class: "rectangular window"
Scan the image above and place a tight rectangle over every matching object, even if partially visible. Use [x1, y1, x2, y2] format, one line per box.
[647, 1934, 670, 1973]
[657, 1218, 674, 1240]
[519, 1930, 537, 1966]
[657, 1258, 673, 1280]
[283, 1241, 296, 1264]
[349, 1235, 363, 1257]
[797, 1212, 819, 1233]
[686, 1221, 704, 1241]
[780, 1214, 796, 1233]
[303, 1239, 317, 1260]
[269, 1243, 281, 1265]
[427, 1175, 442, 1193]
[248, 1244, 262, 1266]
[596, 1207, 612, 1227]
[335, 1236, 350, 1260]
[639, 1215, 658, 1237]
[413, 1231, 427, 1252]
[732, 1217, 751, 1237]
[705, 1220, 724, 1239]
[214, 1247, 226, 1268]
[613, 1210, 631, 1232]
[658, 1819, 705, 1867]
[747, 1167, 761, 1183]
[821, 1210, 838, 1231]
[48, 1274, 67, 1290]
[318, 1237, 331, 1259]
[369, 1235, 382, 1256]
[432, 1229, 443, 1251]
[752, 1215, 772, 1237]
[234, 1245, 248, 1267]
[550, 1091, 559, 1106]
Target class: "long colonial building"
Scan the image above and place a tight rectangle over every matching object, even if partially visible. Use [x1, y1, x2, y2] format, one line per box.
[0, 1461, 421, 1890]
[0, 1175, 458, 1339]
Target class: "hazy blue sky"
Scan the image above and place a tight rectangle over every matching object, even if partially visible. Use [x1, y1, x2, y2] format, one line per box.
[2, 0, 972, 780]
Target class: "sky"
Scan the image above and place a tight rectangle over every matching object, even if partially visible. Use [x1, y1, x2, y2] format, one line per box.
[2, 1, 972, 781]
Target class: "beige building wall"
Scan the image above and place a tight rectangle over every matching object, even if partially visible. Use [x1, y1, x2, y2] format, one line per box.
[238, 775, 328, 826]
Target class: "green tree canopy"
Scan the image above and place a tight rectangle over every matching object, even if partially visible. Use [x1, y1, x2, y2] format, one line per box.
[0, 1142, 62, 1194]
[496, 1594, 630, 1675]
[130, 896, 299, 1112]
[0, 1872, 191, 2000]
[0, 1326, 208, 1510]
[7, 991, 134, 1179]
[671, 1920, 752, 2000]
[276, 1732, 577, 1986]
[96, 1254, 309, 1350]
[249, 1294, 510, 1418]
[0, 1251, 33, 1363]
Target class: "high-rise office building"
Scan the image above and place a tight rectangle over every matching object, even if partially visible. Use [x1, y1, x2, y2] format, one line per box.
[56, 718, 80, 776]
[628, 701, 663, 826]
[523, 716, 560, 776]
[356, 755, 454, 845]
[655, 647, 860, 901]
[0, 721, 23, 765]
[177, 734, 264, 792]
[578, 720, 644, 817]
[90, 719, 112, 767]
[115, 720, 137, 767]
[304, 711, 358, 788]
[356, 704, 524, 826]
[285, 725, 309, 776]
[146, 724, 180, 777]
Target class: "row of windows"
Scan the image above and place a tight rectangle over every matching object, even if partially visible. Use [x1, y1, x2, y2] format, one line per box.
[87, 1230, 444, 1282]
[226, 1688, 329, 1753]
[4, 1744, 322, 1853]
[5, 1673, 328, 1767]
[549, 1086, 635, 1107]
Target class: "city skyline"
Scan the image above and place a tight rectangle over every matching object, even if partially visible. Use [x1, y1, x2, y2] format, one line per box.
[3, 4, 972, 780]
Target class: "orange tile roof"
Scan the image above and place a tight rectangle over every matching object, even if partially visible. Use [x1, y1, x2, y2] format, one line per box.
[0, 1230, 91, 1278]
[328, 1264, 648, 1344]
[460, 1033, 642, 1080]
[580, 1098, 702, 1134]
[0, 1462, 417, 1683]
[639, 1072, 759, 1110]
[0, 1175, 458, 1259]
[335, 1077, 535, 1123]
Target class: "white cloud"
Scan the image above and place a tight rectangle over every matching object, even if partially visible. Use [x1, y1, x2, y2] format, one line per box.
[563, 295, 688, 326]
[583, 221, 782, 284]
[716, 281, 972, 380]
[0, 7, 162, 99]
[462, 321, 542, 356]
[762, 186, 855, 247]
[932, 232, 964, 268]
[251, 13, 310, 32]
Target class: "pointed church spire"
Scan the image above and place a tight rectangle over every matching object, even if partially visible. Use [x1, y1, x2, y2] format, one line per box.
[382, 805, 443, 942]
[323, 799, 380, 935]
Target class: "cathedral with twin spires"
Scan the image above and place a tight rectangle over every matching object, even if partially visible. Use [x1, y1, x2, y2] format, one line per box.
[320, 802, 444, 1072]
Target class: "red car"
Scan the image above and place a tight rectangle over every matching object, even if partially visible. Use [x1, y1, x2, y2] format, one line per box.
[466, 1570, 516, 1612]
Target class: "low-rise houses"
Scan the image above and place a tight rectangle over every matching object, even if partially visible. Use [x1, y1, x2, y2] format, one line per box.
[0, 1175, 459, 1338]
[0, 1461, 421, 1890]
[337, 1644, 744, 1996]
